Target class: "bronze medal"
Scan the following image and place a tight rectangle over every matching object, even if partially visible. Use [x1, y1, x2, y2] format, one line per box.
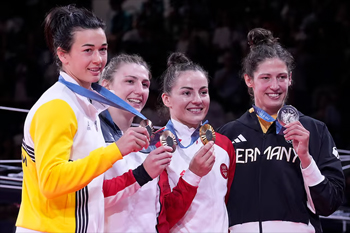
[139, 119, 154, 138]
[199, 124, 216, 145]
[160, 130, 177, 152]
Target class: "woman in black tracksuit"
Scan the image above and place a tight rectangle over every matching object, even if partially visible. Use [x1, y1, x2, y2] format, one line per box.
[218, 28, 344, 233]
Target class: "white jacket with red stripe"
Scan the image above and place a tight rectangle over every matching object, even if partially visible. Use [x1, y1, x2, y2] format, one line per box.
[166, 119, 236, 233]
[100, 111, 200, 232]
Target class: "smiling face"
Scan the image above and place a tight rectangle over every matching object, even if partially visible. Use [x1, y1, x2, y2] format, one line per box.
[104, 62, 150, 113]
[57, 28, 108, 89]
[245, 57, 292, 115]
[162, 70, 210, 129]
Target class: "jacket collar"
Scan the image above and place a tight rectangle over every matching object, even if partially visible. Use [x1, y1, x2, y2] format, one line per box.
[59, 71, 108, 120]
[100, 109, 122, 137]
[170, 118, 198, 146]
[100, 109, 154, 153]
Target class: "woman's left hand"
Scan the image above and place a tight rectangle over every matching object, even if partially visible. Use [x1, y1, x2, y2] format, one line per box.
[283, 121, 312, 168]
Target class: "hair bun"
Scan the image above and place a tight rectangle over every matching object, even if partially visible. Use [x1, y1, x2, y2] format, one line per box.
[247, 28, 277, 48]
[167, 52, 191, 67]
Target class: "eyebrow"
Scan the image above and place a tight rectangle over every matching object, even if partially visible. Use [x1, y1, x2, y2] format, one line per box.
[125, 75, 150, 82]
[258, 72, 288, 76]
[82, 43, 108, 47]
[180, 86, 208, 90]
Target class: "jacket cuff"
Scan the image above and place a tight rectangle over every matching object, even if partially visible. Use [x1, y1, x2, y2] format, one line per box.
[301, 158, 325, 187]
[132, 164, 153, 186]
[182, 169, 201, 187]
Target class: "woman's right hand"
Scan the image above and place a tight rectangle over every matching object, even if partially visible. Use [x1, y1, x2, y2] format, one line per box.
[189, 141, 215, 177]
[115, 127, 150, 156]
[143, 146, 173, 179]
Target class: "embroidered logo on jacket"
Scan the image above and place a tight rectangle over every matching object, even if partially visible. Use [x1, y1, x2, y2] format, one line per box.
[232, 134, 247, 144]
[94, 121, 98, 131]
[220, 164, 228, 179]
[332, 147, 339, 159]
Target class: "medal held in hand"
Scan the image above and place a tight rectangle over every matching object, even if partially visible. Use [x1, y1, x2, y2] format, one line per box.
[277, 105, 299, 127]
[139, 119, 154, 138]
[160, 130, 177, 152]
[199, 124, 216, 145]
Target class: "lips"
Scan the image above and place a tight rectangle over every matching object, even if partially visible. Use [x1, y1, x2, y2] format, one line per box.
[267, 93, 281, 99]
[89, 68, 100, 71]
[128, 98, 142, 104]
[187, 108, 203, 113]
[88, 67, 102, 75]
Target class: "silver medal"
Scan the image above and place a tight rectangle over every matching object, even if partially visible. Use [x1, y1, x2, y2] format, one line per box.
[277, 105, 299, 126]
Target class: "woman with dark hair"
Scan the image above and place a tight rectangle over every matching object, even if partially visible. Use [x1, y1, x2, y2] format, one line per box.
[100, 54, 210, 232]
[218, 28, 344, 232]
[15, 5, 150, 232]
[160, 52, 236, 232]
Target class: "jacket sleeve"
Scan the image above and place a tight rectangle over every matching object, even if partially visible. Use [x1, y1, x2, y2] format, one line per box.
[103, 164, 153, 207]
[31, 99, 123, 199]
[157, 170, 198, 231]
[306, 123, 345, 216]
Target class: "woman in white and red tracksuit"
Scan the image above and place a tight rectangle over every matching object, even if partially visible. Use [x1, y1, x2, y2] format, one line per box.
[99, 54, 220, 232]
[218, 28, 344, 233]
[159, 52, 236, 232]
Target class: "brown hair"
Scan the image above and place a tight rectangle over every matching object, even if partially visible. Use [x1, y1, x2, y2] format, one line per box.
[161, 52, 209, 94]
[243, 28, 295, 97]
[101, 54, 151, 83]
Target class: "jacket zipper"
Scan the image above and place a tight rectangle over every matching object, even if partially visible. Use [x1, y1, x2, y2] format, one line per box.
[258, 133, 267, 233]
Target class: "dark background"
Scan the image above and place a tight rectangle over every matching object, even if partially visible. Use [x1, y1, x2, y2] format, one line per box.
[0, 0, 349, 232]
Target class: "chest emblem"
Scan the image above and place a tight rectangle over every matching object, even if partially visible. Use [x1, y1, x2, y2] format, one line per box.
[220, 163, 228, 179]
[232, 134, 247, 144]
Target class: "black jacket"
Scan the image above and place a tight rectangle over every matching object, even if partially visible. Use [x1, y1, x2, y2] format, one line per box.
[218, 109, 345, 232]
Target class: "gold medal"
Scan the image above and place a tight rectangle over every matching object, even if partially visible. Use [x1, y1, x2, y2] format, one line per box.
[139, 119, 154, 138]
[199, 124, 216, 145]
[160, 130, 177, 152]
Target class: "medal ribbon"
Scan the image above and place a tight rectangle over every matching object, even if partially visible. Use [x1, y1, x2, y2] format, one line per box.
[253, 105, 283, 135]
[162, 119, 208, 148]
[58, 76, 146, 120]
